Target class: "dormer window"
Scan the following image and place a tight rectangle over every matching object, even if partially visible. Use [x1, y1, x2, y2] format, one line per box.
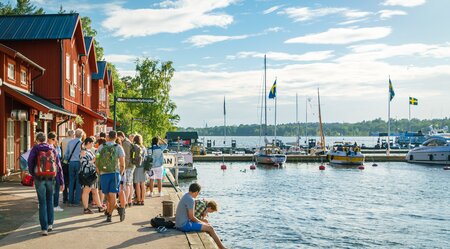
[7, 63, 15, 81]
[20, 69, 27, 85]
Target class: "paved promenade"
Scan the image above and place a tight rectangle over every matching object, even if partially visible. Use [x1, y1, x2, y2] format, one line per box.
[0, 181, 218, 249]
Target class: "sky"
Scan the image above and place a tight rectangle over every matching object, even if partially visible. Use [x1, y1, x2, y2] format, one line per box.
[24, 0, 450, 127]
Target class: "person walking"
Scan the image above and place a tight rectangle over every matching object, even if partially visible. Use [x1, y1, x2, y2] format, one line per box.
[175, 183, 227, 249]
[117, 131, 134, 207]
[28, 132, 64, 236]
[132, 134, 147, 205]
[60, 130, 74, 204]
[148, 136, 167, 197]
[97, 131, 126, 222]
[64, 129, 84, 206]
[47, 132, 64, 212]
[79, 137, 105, 214]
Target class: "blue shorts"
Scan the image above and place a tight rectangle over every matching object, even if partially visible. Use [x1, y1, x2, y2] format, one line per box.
[100, 172, 121, 194]
[179, 221, 202, 232]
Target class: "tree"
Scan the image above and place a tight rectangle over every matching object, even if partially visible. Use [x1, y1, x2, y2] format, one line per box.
[0, 0, 44, 15]
[81, 16, 104, 60]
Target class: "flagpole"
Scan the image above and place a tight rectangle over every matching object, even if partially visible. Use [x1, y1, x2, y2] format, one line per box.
[387, 76, 391, 156]
[224, 96, 226, 146]
[274, 92, 277, 146]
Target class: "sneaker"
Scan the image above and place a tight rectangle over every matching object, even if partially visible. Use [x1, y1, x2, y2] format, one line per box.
[41, 230, 48, 236]
[48, 225, 53, 232]
[118, 207, 125, 222]
[106, 214, 112, 222]
[54, 206, 64, 212]
[158, 192, 164, 197]
[147, 192, 153, 197]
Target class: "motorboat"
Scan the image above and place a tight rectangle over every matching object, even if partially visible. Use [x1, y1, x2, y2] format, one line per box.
[163, 152, 197, 179]
[254, 145, 287, 166]
[327, 142, 365, 166]
[406, 134, 450, 165]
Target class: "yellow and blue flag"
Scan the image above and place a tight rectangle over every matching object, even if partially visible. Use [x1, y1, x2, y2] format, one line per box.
[268, 79, 277, 99]
[389, 78, 395, 101]
[409, 97, 418, 105]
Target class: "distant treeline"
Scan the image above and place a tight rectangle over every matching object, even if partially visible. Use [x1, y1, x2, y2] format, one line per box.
[178, 118, 450, 136]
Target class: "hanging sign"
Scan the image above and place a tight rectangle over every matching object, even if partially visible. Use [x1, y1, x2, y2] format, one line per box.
[39, 112, 53, 120]
[116, 97, 155, 103]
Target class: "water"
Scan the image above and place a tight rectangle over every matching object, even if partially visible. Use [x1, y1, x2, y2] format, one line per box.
[179, 162, 450, 249]
[201, 136, 380, 148]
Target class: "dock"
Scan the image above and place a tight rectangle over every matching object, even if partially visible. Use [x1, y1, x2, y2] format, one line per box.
[194, 154, 406, 163]
[0, 181, 218, 249]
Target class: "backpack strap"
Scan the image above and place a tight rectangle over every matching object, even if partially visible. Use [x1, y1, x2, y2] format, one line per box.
[67, 140, 81, 162]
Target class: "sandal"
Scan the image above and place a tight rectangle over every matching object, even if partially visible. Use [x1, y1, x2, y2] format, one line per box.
[84, 208, 94, 214]
[98, 206, 105, 212]
[139, 201, 144, 206]
[156, 226, 168, 233]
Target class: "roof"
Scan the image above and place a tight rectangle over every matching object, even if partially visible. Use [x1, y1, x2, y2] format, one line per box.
[0, 14, 79, 40]
[92, 61, 107, 80]
[84, 36, 93, 54]
[78, 105, 105, 120]
[166, 132, 199, 141]
[2, 83, 75, 117]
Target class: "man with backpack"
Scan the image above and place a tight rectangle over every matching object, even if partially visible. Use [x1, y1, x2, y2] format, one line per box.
[28, 132, 64, 236]
[97, 131, 126, 222]
[117, 131, 134, 207]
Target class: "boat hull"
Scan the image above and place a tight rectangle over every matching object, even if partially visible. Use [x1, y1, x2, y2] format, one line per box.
[254, 154, 287, 165]
[406, 147, 450, 165]
[327, 153, 365, 166]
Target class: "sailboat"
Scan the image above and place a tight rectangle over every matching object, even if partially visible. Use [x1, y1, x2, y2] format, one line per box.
[254, 55, 287, 166]
[309, 88, 327, 155]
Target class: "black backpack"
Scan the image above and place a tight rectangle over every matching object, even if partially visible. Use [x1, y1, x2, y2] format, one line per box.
[150, 216, 175, 228]
[78, 161, 98, 186]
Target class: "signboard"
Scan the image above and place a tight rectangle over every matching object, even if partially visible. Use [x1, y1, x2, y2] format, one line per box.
[116, 97, 155, 103]
[39, 112, 53, 120]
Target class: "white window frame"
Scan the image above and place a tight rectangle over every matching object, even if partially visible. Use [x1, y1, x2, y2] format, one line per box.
[100, 88, 106, 102]
[87, 75, 91, 95]
[7, 63, 15, 80]
[73, 62, 77, 86]
[65, 54, 70, 81]
[70, 84, 75, 97]
[20, 69, 27, 85]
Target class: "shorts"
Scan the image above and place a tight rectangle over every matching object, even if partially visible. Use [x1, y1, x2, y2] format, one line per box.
[100, 172, 121, 194]
[20, 157, 28, 171]
[82, 181, 98, 189]
[124, 168, 135, 186]
[148, 167, 164, 180]
[178, 221, 202, 232]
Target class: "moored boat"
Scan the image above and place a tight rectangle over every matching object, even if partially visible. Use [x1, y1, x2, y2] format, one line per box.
[406, 134, 450, 165]
[254, 145, 287, 165]
[327, 142, 365, 165]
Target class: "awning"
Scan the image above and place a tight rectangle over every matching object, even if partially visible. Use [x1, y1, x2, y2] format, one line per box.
[2, 83, 75, 117]
[78, 105, 105, 120]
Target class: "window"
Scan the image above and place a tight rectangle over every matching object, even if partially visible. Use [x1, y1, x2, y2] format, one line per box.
[100, 88, 106, 101]
[87, 75, 91, 95]
[65, 54, 70, 80]
[7, 63, 15, 80]
[73, 62, 77, 86]
[70, 84, 75, 97]
[20, 70, 27, 85]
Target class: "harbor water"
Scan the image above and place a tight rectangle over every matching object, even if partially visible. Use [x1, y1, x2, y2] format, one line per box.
[179, 162, 450, 249]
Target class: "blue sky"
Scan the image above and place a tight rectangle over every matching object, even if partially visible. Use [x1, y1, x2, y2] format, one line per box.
[25, 0, 450, 127]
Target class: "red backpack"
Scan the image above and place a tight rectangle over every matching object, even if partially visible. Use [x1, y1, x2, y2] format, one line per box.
[35, 150, 57, 177]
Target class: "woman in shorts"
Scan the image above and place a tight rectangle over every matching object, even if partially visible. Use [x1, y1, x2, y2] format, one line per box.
[148, 137, 167, 197]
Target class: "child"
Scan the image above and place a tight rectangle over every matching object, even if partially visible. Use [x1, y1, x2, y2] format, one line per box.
[195, 199, 218, 223]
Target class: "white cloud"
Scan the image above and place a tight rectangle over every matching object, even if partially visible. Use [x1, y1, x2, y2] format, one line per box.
[382, 0, 426, 7]
[102, 0, 236, 38]
[379, 10, 407, 20]
[228, 51, 334, 62]
[285, 27, 392, 45]
[185, 35, 249, 47]
[104, 54, 137, 63]
[279, 7, 371, 22]
[157, 48, 176, 52]
[263, 5, 283, 15]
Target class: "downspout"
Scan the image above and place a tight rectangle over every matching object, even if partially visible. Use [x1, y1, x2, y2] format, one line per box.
[60, 39, 64, 107]
[81, 60, 85, 105]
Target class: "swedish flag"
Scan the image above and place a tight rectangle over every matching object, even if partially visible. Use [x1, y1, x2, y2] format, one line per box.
[389, 78, 395, 101]
[409, 97, 418, 105]
[268, 79, 276, 99]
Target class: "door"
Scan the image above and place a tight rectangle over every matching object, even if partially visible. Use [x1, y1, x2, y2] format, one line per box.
[6, 119, 14, 172]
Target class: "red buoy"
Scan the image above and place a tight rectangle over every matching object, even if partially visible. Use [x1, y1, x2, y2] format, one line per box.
[220, 164, 227, 170]
[372, 163, 378, 167]
[358, 166, 365, 170]
[250, 164, 256, 170]
[319, 165, 326, 170]
[443, 167, 450, 170]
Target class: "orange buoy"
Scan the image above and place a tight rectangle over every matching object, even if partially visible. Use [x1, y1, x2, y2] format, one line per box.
[220, 164, 227, 170]
[250, 164, 256, 170]
[319, 165, 326, 170]
[358, 166, 365, 170]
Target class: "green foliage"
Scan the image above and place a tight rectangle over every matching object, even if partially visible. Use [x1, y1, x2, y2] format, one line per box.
[181, 117, 450, 136]
[81, 16, 104, 60]
[0, 0, 44, 15]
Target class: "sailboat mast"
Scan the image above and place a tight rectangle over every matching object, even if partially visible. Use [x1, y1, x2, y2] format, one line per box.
[296, 93, 299, 146]
[264, 55, 267, 140]
[318, 88, 326, 150]
[274, 78, 277, 145]
[223, 96, 226, 146]
[305, 97, 308, 146]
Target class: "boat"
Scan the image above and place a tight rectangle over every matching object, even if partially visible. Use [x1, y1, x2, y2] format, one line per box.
[406, 134, 450, 165]
[254, 55, 287, 166]
[327, 142, 365, 165]
[309, 88, 327, 155]
[164, 152, 197, 179]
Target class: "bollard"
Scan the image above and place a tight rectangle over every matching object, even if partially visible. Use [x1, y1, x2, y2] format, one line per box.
[162, 200, 174, 217]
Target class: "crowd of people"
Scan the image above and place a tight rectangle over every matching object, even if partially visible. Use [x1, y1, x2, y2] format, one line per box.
[24, 129, 227, 249]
